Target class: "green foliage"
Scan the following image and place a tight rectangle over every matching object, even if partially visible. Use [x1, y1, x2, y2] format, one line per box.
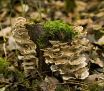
[43, 20, 73, 36]
[37, 20, 75, 48]
[88, 84, 104, 91]
[94, 28, 104, 40]
[65, 0, 76, 12]
[0, 57, 9, 73]
[56, 85, 68, 91]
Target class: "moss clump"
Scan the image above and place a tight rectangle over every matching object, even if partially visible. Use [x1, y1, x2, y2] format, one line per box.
[0, 57, 9, 74]
[37, 20, 75, 48]
[56, 85, 68, 91]
[87, 83, 104, 91]
[94, 28, 104, 40]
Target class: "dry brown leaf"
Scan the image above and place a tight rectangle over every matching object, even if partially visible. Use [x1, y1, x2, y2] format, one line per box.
[0, 27, 11, 38]
[40, 76, 58, 91]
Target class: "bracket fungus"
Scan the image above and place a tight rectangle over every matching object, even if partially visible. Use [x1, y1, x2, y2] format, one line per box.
[37, 22, 90, 81]
[11, 18, 96, 82]
[43, 40, 89, 81]
[12, 17, 38, 77]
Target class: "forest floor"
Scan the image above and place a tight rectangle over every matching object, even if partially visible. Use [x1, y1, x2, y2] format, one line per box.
[0, 0, 104, 91]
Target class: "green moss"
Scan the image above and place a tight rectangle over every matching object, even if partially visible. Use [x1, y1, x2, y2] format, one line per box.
[0, 57, 9, 74]
[55, 85, 68, 91]
[88, 84, 104, 91]
[37, 20, 75, 48]
[43, 20, 73, 36]
[94, 28, 104, 40]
